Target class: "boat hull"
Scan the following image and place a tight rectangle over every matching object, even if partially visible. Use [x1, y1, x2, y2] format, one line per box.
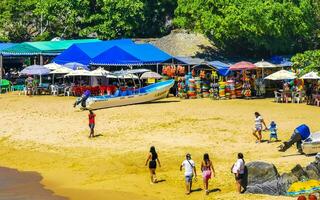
[302, 132, 320, 155]
[79, 80, 174, 110]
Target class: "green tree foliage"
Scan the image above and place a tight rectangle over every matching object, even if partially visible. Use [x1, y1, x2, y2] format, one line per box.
[0, 0, 177, 41]
[174, 0, 320, 57]
[291, 50, 320, 73]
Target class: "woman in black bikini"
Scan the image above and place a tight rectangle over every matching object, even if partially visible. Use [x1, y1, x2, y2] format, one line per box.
[145, 146, 161, 184]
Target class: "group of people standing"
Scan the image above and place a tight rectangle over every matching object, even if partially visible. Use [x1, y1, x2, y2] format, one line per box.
[145, 146, 245, 195]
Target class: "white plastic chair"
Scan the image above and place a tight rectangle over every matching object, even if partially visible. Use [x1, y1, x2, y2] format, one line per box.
[274, 91, 282, 103]
[64, 87, 71, 96]
[293, 92, 302, 103]
[50, 85, 58, 96]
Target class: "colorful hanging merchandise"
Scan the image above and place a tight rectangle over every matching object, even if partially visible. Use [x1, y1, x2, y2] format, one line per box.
[195, 77, 202, 98]
[219, 81, 226, 99]
[210, 83, 219, 99]
[177, 79, 186, 99]
[188, 79, 197, 99]
[242, 80, 252, 97]
[235, 81, 243, 98]
[227, 80, 236, 99]
[202, 80, 210, 98]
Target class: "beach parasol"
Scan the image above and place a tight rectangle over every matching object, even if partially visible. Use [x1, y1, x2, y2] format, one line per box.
[19, 65, 51, 84]
[89, 67, 110, 76]
[264, 69, 296, 80]
[229, 61, 256, 71]
[50, 67, 74, 84]
[63, 62, 89, 70]
[64, 69, 91, 77]
[254, 60, 278, 78]
[300, 71, 320, 80]
[50, 67, 73, 74]
[140, 71, 162, 79]
[254, 61, 277, 68]
[20, 65, 50, 75]
[44, 63, 62, 71]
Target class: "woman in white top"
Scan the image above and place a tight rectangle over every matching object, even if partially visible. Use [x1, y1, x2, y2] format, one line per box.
[232, 153, 245, 193]
[253, 112, 268, 143]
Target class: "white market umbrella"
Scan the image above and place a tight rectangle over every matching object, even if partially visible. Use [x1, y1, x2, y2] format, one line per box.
[50, 67, 73, 74]
[264, 69, 296, 80]
[140, 71, 162, 79]
[254, 60, 278, 78]
[254, 61, 277, 68]
[50, 67, 74, 84]
[300, 71, 320, 80]
[65, 69, 91, 77]
[44, 63, 62, 70]
[89, 67, 111, 76]
[19, 65, 50, 84]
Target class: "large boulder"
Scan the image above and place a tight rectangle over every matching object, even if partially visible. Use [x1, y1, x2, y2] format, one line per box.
[246, 179, 280, 195]
[246, 161, 279, 185]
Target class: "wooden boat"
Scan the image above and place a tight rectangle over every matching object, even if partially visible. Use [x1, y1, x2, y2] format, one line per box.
[302, 132, 320, 155]
[77, 79, 174, 110]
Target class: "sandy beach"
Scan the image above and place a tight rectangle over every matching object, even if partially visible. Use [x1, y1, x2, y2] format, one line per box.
[0, 92, 319, 200]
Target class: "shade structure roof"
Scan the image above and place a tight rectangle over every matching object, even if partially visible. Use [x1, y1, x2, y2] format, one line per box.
[175, 56, 205, 65]
[91, 44, 172, 66]
[50, 67, 73, 74]
[53, 39, 134, 65]
[0, 43, 16, 51]
[1, 39, 100, 56]
[254, 61, 277, 68]
[300, 71, 320, 80]
[140, 71, 162, 79]
[208, 61, 230, 76]
[20, 65, 51, 75]
[229, 61, 256, 71]
[264, 69, 296, 80]
[44, 63, 62, 70]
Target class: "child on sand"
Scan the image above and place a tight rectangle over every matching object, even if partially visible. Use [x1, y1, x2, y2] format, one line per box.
[145, 146, 161, 184]
[180, 153, 197, 195]
[268, 121, 278, 143]
[88, 110, 96, 138]
[201, 153, 215, 195]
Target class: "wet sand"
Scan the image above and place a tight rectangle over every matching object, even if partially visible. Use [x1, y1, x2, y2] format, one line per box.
[0, 93, 319, 200]
[0, 167, 66, 200]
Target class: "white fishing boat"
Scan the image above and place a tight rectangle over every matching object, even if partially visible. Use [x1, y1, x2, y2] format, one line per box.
[76, 79, 174, 110]
[302, 132, 320, 155]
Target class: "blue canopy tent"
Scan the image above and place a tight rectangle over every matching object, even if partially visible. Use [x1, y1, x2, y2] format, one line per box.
[270, 56, 293, 67]
[208, 61, 231, 76]
[91, 44, 172, 66]
[53, 39, 135, 65]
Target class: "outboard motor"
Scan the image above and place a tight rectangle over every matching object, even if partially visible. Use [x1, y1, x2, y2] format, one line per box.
[74, 90, 91, 108]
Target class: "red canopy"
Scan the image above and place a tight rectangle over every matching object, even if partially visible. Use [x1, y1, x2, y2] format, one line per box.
[229, 61, 256, 71]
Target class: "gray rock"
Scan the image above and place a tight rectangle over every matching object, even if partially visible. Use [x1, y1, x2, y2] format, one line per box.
[306, 169, 319, 180]
[246, 161, 279, 185]
[246, 179, 281, 195]
[278, 173, 299, 195]
[306, 162, 320, 178]
[291, 164, 308, 180]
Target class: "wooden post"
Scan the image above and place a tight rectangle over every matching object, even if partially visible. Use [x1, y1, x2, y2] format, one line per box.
[39, 54, 44, 65]
[156, 63, 159, 73]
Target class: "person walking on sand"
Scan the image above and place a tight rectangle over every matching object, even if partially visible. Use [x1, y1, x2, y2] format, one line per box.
[145, 146, 161, 184]
[88, 110, 96, 138]
[201, 153, 215, 195]
[253, 112, 268, 143]
[232, 153, 245, 194]
[180, 153, 197, 195]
